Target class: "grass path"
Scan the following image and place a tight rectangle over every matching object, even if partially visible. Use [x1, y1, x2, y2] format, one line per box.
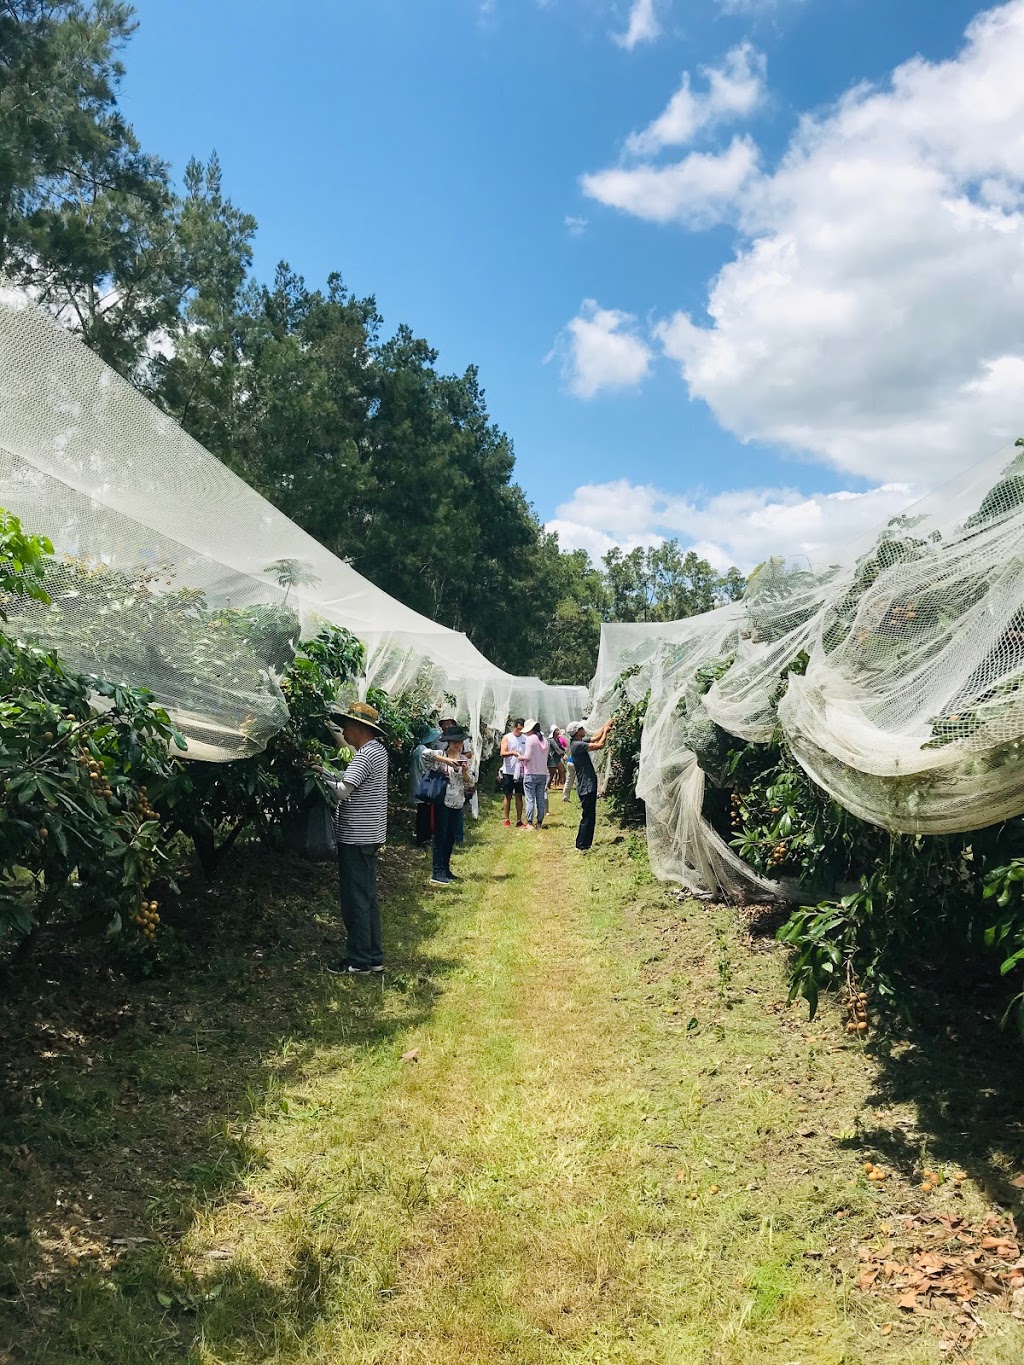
[7, 798, 1024, 1362]
[176, 805, 1022, 1364]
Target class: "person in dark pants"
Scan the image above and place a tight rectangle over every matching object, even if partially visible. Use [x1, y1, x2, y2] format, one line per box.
[422, 727, 473, 886]
[410, 726, 441, 846]
[567, 719, 614, 852]
[434, 715, 473, 844]
[320, 701, 389, 975]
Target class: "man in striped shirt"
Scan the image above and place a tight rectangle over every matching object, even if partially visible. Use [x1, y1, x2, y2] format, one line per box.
[323, 701, 389, 976]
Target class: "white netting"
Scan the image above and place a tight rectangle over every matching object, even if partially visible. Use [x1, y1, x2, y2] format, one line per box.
[590, 440, 1024, 896]
[0, 291, 586, 758]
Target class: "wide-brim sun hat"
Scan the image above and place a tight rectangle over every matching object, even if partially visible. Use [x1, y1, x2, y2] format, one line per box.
[523, 718, 541, 733]
[328, 700, 386, 736]
[440, 726, 471, 743]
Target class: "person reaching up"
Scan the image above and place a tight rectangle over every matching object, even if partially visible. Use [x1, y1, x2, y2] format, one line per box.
[566, 719, 614, 852]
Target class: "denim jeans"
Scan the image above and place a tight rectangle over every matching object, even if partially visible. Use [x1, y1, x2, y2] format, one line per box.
[524, 773, 548, 826]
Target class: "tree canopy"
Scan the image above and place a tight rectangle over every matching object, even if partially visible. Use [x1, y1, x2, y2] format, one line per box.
[0, 0, 745, 685]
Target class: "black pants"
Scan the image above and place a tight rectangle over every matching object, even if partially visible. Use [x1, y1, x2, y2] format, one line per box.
[432, 801, 459, 879]
[576, 791, 598, 850]
[414, 801, 432, 845]
[337, 843, 382, 968]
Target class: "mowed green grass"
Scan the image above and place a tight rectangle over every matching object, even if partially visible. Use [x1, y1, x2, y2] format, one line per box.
[5, 797, 1024, 1362]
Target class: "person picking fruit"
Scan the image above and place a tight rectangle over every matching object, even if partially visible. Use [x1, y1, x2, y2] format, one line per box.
[319, 701, 389, 976]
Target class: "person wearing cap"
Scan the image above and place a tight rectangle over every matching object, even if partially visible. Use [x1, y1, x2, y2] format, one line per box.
[422, 726, 474, 885]
[320, 701, 389, 975]
[567, 718, 614, 852]
[521, 719, 550, 829]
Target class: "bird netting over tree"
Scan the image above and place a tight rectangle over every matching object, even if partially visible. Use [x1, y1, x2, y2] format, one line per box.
[0, 291, 586, 759]
[590, 440, 1024, 896]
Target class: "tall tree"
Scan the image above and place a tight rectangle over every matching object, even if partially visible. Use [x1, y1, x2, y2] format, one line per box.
[603, 541, 745, 624]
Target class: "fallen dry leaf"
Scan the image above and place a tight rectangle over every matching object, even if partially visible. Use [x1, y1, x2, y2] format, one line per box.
[401, 1048, 420, 1063]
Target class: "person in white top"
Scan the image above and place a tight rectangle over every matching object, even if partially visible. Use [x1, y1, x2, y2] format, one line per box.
[499, 718, 526, 827]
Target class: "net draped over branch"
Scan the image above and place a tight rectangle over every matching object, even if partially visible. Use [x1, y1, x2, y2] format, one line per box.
[590, 445, 1024, 896]
[0, 292, 586, 758]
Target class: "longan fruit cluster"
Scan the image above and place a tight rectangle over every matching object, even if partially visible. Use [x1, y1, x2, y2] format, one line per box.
[78, 750, 113, 800]
[845, 989, 869, 1034]
[863, 1161, 889, 1183]
[135, 786, 157, 821]
[132, 898, 160, 940]
[767, 840, 789, 869]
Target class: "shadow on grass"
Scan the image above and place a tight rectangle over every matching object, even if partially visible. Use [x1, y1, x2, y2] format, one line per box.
[0, 819, 465, 1363]
[745, 904, 1024, 1210]
[859, 973, 1024, 1206]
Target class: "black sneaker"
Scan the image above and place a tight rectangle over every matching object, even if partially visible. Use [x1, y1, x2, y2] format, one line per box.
[326, 960, 372, 976]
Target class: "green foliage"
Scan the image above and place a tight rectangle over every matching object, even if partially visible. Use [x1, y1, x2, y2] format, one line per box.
[0, 509, 53, 619]
[23, 554, 300, 749]
[0, 627, 185, 954]
[156, 626, 365, 879]
[604, 667, 650, 824]
[982, 855, 1024, 1031]
[726, 740, 878, 888]
[602, 541, 744, 624]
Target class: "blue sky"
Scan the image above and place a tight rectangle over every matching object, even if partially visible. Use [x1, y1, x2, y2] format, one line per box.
[121, 0, 1024, 570]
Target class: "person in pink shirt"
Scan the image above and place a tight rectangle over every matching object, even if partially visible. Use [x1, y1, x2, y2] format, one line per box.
[521, 719, 550, 829]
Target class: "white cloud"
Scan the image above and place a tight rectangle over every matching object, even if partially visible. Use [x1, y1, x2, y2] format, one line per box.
[582, 134, 759, 226]
[653, 0, 1024, 485]
[564, 213, 588, 236]
[625, 43, 765, 156]
[548, 299, 653, 397]
[581, 44, 764, 225]
[614, 0, 661, 50]
[547, 478, 916, 570]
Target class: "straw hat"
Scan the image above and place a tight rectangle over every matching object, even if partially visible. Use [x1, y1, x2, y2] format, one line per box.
[328, 700, 386, 736]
